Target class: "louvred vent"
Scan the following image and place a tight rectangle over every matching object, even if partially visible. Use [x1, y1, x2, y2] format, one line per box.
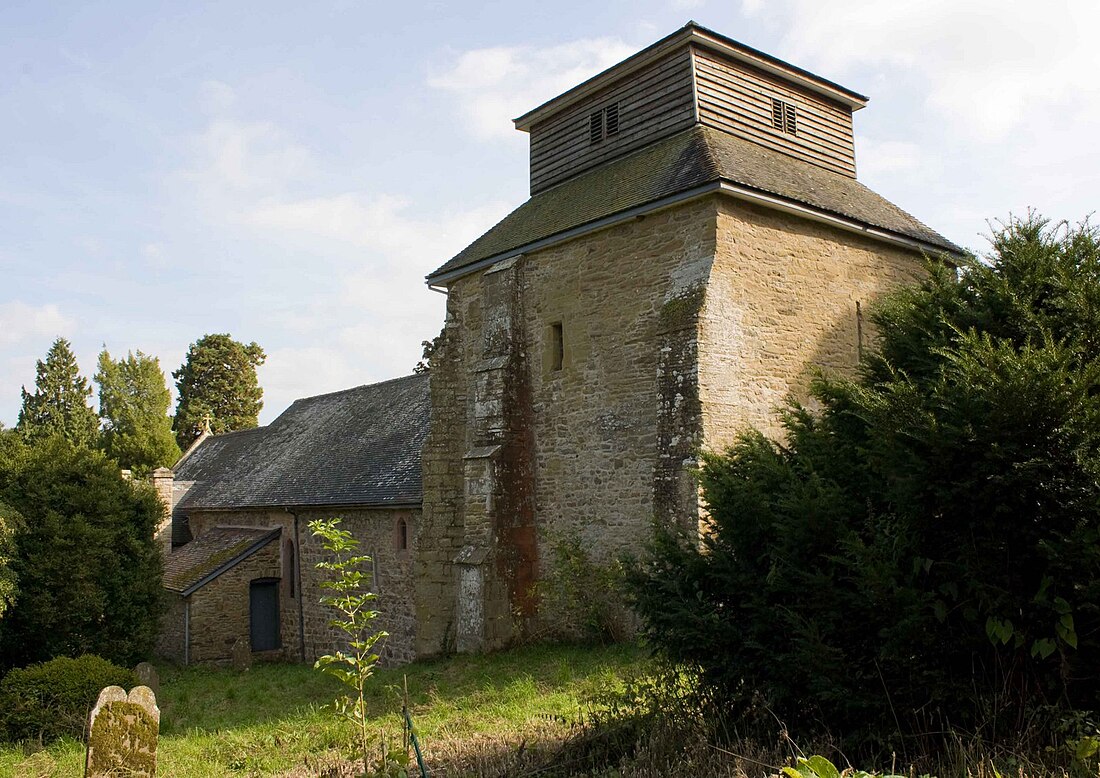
[589, 111, 604, 143]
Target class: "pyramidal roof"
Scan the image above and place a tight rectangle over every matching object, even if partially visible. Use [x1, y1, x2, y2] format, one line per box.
[428, 125, 961, 284]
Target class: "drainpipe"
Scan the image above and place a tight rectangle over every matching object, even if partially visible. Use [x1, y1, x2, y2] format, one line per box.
[285, 508, 307, 663]
[184, 599, 191, 666]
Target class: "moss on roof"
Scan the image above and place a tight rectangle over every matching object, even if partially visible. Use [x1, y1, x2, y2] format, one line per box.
[429, 125, 961, 281]
[163, 526, 279, 594]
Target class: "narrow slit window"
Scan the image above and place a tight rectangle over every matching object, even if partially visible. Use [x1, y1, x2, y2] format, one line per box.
[550, 322, 564, 371]
[397, 518, 408, 551]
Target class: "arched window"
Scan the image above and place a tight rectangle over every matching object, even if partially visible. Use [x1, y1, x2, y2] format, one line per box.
[396, 518, 408, 551]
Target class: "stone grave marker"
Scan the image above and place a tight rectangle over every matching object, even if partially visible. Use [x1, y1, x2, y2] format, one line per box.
[231, 636, 252, 671]
[84, 685, 160, 778]
[133, 662, 159, 698]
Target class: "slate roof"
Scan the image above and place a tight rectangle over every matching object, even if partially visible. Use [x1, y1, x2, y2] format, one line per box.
[174, 373, 429, 511]
[428, 125, 962, 282]
[163, 526, 280, 595]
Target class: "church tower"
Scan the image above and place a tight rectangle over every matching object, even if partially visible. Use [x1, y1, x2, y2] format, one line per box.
[415, 22, 960, 655]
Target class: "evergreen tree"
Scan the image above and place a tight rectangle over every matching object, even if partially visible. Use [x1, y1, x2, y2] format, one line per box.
[16, 338, 99, 447]
[0, 435, 163, 668]
[172, 334, 266, 449]
[95, 349, 181, 477]
[628, 215, 1100, 750]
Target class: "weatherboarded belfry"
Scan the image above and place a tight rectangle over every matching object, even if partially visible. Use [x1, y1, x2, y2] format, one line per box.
[413, 22, 959, 655]
[156, 22, 959, 667]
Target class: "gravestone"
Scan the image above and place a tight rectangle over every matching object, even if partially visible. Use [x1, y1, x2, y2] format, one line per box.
[84, 685, 159, 778]
[231, 636, 252, 671]
[133, 662, 159, 698]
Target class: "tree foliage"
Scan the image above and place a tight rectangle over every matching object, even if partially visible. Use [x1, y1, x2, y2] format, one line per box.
[0, 435, 163, 670]
[95, 349, 181, 477]
[628, 215, 1100, 749]
[172, 333, 266, 450]
[0, 498, 20, 623]
[15, 338, 99, 447]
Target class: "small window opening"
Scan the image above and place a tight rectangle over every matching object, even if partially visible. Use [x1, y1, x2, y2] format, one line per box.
[771, 97, 797, 135]
[397, 518, 408, 551]
[549, 322, 564, 371]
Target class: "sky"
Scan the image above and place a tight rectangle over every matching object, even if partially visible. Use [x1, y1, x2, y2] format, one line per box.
[2, 0, 1098, 426]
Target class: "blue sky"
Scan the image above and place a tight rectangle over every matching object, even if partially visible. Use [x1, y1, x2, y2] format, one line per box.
[3, 0, 1098, 426]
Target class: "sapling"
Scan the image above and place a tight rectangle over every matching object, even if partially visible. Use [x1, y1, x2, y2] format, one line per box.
[310, 518, 388, 776]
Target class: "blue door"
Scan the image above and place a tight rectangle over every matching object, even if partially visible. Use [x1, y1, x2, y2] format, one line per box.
[250, 579, 280, 651]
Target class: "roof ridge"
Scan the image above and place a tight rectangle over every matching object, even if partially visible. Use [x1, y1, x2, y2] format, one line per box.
[200, 426, 269, 441]
[697, 125, 962, 253]
[285, 372, 428, 407]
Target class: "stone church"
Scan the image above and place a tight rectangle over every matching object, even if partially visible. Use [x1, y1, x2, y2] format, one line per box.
[155, 22, 960, 665]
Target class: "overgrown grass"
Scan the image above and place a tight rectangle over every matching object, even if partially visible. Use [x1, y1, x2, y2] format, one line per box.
[0, 642, 645, 777]
[4, 643, 1094, 777]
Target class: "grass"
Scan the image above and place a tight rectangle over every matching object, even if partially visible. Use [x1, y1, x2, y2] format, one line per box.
[0, 642, 646, 777]
[4, 643, 1096, 777]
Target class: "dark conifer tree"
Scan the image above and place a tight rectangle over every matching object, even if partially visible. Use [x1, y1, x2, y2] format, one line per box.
[16, 338, 99, 447]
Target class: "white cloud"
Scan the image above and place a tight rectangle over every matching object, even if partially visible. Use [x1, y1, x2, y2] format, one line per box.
[428, 37, 635, 140]
[258, 345, 371, 419]
[756, 0, 1100, 141]
[671, 0, 706, 9]
[245, 192, 508, 263]
[0, 302, 74, 346]
[198, 80, 236, 114]
[176, 101, 512, 422]
[185, 118, 312, 194]
[855, 135, 925, 179]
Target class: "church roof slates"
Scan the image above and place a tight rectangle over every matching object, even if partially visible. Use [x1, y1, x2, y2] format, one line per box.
[428, 126, 961, 283]
[174, 373, 430, 511]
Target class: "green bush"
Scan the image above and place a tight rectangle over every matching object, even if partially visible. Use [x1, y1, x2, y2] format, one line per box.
[0, 435, 163, 669]
[536, 531, 627, 644]
[627, 215, 1100, 752]
[0, 654, 137, 743]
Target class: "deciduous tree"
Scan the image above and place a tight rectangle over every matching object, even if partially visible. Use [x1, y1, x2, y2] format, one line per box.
[172, 334, 266, 449]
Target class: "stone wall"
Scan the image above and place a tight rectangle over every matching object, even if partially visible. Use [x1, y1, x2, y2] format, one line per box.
[523, 198, 716, 548]
[187, 540, 281, 664]
[156, 593, 187, 664]
[699, 198, 925, 449]
[185, 505, 420, 665]
[417, 197, 718, 654]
